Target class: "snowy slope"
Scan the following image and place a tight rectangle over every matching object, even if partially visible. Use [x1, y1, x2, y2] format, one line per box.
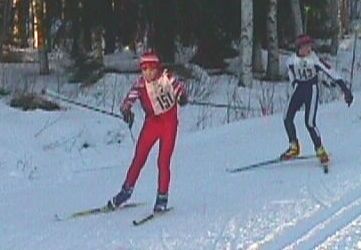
[1, 91, 361, 250]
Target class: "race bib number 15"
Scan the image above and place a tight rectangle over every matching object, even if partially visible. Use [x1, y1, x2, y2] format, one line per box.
[145, 75, 176, 115]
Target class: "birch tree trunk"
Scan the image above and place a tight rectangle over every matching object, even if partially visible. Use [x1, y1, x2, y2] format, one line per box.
[290, 0, 303, 37]
[93, 26, 103, 64]
[35, 0, 49, 74]
[266, 0, 279, 80]
[240, 0, 253, 86]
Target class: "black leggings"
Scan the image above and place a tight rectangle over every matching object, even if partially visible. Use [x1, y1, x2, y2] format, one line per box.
[283, 83, 322, 149]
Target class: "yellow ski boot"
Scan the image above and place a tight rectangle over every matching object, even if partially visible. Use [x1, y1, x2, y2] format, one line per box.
[316, 145, 329, 165]
[280, 141, 300, 160]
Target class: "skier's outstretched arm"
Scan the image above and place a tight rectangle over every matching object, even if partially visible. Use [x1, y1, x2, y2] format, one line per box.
[315, 57, 353, 106]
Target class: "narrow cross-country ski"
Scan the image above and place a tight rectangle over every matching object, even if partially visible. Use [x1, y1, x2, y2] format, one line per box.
[54, 202, 144, 221]
[226, 154, 329, 173]
[132, 207, 173, 226]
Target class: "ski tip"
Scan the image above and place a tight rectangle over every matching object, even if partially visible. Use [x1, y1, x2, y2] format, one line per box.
[54, 214, 64, 221]
[132, 207, 173, 226]
[132, 215, 153, 226]
[132, 220, 140, 226]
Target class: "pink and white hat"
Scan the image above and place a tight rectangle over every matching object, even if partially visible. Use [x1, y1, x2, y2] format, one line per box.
[140, 52, 161, 67]
[295, 34, 314, 48]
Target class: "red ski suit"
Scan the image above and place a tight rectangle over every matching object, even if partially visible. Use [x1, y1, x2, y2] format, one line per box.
[121, 69, 186, 194]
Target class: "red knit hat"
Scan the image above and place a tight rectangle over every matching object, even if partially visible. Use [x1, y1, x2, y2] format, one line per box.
[140, 52, 161, 68]
[295, 34, 314, 48]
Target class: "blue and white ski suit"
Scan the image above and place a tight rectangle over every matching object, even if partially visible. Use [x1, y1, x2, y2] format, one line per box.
[284, 51, 348, 149]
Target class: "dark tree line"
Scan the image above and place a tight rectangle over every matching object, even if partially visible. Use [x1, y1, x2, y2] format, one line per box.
[0, 0, 360, 74]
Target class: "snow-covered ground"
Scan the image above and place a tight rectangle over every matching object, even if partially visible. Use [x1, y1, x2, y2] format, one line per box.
[1, 38, 361, 249]
[1, 84, 361, 249]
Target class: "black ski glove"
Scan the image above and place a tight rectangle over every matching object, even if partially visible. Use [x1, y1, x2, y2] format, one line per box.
[178, 94, 188, 106]
[344, 88, 353, 107]
[335, 79, 353, 107]
[122, 109, 135, 128]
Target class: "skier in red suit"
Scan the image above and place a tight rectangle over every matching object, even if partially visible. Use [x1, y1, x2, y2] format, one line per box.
[108, 52, 188, 212]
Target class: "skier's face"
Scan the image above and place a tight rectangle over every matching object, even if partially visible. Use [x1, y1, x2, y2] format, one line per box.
[141, 63, 159, 82]
[298, 44, 312, 57]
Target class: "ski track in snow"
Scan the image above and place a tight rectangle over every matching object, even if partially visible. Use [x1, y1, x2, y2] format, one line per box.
[251, 182, 361, 250]
[316, 213, 361, 250]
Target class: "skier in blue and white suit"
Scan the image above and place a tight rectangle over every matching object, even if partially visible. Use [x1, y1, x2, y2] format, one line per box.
[280, 34, 353, 164]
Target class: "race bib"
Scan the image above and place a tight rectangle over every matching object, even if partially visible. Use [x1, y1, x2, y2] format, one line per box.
[294, 56, 317, 81]
[145, 73, 176, 115]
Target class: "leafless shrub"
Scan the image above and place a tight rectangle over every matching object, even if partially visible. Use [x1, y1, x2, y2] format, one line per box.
[225, 84, 247, 123]
[78, 74, 132, 114]
[0, 65, 10, 95]
[184, 64, 215, 102]
[184, 64, 216, 130]
[194, 107, 213, 130]
[258, 81, 275, 116]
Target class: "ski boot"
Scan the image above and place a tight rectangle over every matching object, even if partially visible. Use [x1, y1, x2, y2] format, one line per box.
[153, 193, 168, 213]
[280, 141, 300, 160]
[107, 184, 133, 210]
[316, 145, 329, 165]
